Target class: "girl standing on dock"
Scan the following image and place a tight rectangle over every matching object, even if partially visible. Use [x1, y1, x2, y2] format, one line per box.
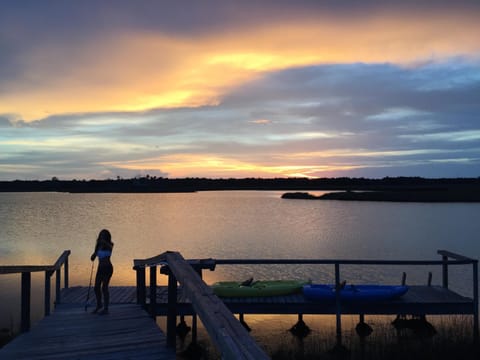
[90, 229, 114, 315]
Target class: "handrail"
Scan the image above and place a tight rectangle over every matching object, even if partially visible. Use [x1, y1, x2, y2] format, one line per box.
[52, 250, 71, 272]
[134, 257, 216, 270]
[0, 250, 71, 332]
[213, 252, 478, 342]
[215, 258, 474, 265]
[0, 250, 71, 274]
[437, 249, 476, 262]
[0, 265, 55, 274]
[136, 249, 479, 346]
[437, 249, 478, 340]
[214, 250, 479, 342]
[134, 251, 269, 359]
[133, 254, 169, 268]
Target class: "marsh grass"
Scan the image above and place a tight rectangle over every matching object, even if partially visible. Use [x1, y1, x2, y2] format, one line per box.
[269, 315, 479, 360]
[173, 314, 479, 359]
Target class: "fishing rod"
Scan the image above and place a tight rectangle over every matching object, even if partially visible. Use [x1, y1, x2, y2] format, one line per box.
[84, 261, 95, 312]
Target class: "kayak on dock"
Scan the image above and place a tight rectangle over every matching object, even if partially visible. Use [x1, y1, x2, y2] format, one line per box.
[212, 279, 308, 297]
[303, 284, 409, 302]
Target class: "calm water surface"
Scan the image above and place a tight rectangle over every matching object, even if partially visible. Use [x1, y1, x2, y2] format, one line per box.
[1, 191, 479, 344]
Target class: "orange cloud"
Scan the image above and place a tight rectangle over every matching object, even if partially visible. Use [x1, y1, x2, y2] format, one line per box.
[2, 8, 479, 122]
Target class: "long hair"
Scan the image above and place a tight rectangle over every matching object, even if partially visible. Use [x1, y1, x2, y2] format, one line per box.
[97, 229, 113, 246]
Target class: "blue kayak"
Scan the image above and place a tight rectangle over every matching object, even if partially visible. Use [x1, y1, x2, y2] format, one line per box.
[303, 284, 409, 302]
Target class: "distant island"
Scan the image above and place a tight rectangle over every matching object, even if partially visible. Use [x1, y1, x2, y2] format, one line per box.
[282, 189, 480, 203]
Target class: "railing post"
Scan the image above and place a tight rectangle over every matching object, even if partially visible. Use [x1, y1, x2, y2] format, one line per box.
[21, 272, 31, 332]
[191, 268, 203, 344]
[442, 254, 449, 289]
[64, 256, 69, 289]
[473, 260, 479, 342]
[136, 267, 146, 306]
[149, 266, 157, 318]
[334, 263, 342, 342]
[44, 271, 52, 316]
[55, 268, 61, 305]
[167, 272, 178, 348]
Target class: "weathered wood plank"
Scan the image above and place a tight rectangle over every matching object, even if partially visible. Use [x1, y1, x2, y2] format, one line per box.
[437, 249, 476, 262]
[59, 285, 473, 312]
[0, 304, 175, 360]
[165, 251, 270, 360]
[0, 250, 71, 274]
[61, 286, 138, 305]
[0, 265, 53, 274]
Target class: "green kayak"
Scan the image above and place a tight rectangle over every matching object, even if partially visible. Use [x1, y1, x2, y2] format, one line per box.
[212, 280, 308, 297]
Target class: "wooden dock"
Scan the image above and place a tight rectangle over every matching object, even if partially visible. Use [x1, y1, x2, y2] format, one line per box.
[1, 283, 475, 359]
[133, 250, 478, 348]
[1, 249, 478, 359]
[0, 253, 176, 360]
[55, 284, 476, 318]
[155, 285, 476, 316]
[0, 303, 175, 360]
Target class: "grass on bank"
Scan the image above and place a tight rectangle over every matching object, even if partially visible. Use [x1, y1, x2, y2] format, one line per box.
[269, 315, 479, 360]
[173, 314, 480, 360]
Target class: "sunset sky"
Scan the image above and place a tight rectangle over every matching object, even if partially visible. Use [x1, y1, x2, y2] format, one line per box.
[1, 0, 480, 180]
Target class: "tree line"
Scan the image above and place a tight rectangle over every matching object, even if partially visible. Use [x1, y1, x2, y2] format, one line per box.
[1, 176, 479, 193]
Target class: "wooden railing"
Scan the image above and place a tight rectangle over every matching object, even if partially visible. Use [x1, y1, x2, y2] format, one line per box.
[135, 249, 478, 349]
[134, 251, 269, 360]
[0, 250, 71, 332]
[213, 249, 479, 341]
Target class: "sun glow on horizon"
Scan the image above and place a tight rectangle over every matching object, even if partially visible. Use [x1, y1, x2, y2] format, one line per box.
[98, 152, 370, 179]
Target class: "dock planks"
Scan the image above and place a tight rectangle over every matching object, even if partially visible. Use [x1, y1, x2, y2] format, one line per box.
[1, 284, 475, 359]
[60, 286, 139, 305]
[58, 285, 474, 316]
[0, 303, 175, 360]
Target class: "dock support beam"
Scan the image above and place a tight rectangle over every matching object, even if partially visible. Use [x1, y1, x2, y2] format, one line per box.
[21, 272, 31, 332]
[44, 271, 52, 316]
[167, 272, 178, 348]
[64, 256, 69, 289]
[334, 263, 342, 342]
[136, 267, 146, 306]
[191, 268, 203, 344]
[191, 313, 198, 344]
[442, 254, 449, 289]
[473, 260, 479, 342]
[290, 314, 310, 338]
[356, 314, 373, 337]
[55, 268, 61, 305]
[149, 266, 157, 318]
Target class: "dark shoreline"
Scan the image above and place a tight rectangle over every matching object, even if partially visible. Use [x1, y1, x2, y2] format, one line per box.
[1, 176, 480, 195]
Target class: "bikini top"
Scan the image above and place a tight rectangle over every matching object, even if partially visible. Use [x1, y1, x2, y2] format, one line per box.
[97, 249, 112, 259]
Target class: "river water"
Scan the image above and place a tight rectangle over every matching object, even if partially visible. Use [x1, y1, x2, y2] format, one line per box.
[1, 191, 479, 352]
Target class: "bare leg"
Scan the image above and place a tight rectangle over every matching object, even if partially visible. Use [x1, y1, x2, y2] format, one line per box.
[101, 277, 111, 313]
[93, 273, 103, 313]
[98, 267, 112, 315]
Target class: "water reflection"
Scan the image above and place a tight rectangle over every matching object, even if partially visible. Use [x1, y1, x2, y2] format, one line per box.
[1, 191, 479, 340]
[0, 272, 47, 334]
